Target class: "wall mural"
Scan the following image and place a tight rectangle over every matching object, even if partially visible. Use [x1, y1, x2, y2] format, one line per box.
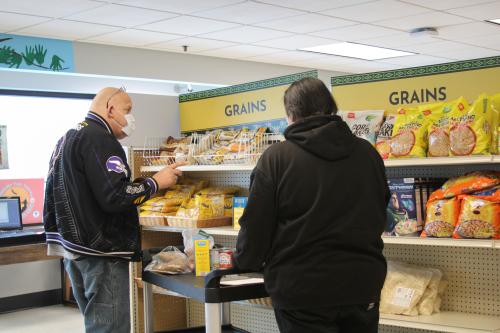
[0, 33, 74, 72]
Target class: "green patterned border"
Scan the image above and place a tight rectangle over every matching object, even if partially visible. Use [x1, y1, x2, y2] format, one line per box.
[331, 56, 500, 86]
[180, 70, 318, 102]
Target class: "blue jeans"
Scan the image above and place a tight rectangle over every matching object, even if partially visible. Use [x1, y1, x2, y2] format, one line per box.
[63, 257, 130, 333]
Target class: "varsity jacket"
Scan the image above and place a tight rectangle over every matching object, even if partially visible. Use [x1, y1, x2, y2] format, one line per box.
[43, 111, 158, 261]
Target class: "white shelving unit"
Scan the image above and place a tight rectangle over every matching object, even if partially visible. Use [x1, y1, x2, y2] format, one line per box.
[134, 149, 500, 333]
[140, 156, 500, 173]
[379, 312, 500, 333]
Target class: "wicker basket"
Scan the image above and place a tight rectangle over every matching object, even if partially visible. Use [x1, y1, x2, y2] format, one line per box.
[248, 297, 273, 307]
[139, 215, 169, 227]
[167, 216, 232, 228]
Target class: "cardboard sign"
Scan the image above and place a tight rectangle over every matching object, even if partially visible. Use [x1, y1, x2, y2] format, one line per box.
[0, 178, 44, 224]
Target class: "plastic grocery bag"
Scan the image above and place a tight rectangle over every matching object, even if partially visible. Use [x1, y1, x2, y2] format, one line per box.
[380, 261, 433, 316]
[145, 246, 192, 274]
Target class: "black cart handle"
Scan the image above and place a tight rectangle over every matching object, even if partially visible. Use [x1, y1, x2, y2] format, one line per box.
[205, 268, 259, 288]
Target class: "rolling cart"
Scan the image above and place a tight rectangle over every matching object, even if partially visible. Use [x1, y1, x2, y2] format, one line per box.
[142, 249, 268, 333]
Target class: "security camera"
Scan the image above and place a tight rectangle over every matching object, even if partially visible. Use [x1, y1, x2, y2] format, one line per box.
[187, 84, 193, 93]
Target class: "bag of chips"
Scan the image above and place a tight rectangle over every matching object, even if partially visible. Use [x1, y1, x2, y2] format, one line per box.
[491, 93, 500, 155]
[453, 195, 500, 239]
[429, 171, 500, 201]
[376, 115, 395, 159]
[390, 108, 429, 158]
[419, 101, 448, 157]
[338, 110, 385, 145]
[449, 94, 492, 156]
[421, 198, 460, 238]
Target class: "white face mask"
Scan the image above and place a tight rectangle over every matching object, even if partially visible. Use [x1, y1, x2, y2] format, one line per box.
[121, 114, 136, 137]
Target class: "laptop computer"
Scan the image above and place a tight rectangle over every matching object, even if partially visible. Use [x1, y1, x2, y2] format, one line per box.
[0, 197, 23, 231]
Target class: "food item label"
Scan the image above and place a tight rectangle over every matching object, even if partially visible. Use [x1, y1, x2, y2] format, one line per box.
[194, 239, 211, 276]
[390, 108, 428, 158]
[233, 197, 248, 230]
[392, 287, 415, 308]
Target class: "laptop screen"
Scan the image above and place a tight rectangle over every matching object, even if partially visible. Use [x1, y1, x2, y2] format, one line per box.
[0, 197, 22, 230]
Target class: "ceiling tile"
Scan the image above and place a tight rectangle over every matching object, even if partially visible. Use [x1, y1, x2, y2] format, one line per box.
[322, 0, 430, 23]
[357, 32, 438, 48]
[447, 2, 500, 20]
[109, 0, 245, 14]
[257, 0, 376, 12]
[84, 29, 183, 46]
[0, 12, 52, 32]
[15, 19, 121, 40]
[0, 0, 104, 18]
[375, 11, 471, 30]
[195, 2, 303, 24]
[310, 24, 400, 41]
[64, 4, 177, 27]
[255, 13, 355, 33]
[137, 16, 239, 36]
[398, 40, 474, 54]
[436, 46, 500, 60]
[245, 50, 332, 63]
[255, 35, 338, 50]
[199, 26, 292, 43]
[328, 60, 401, 73]
[199, 45, 282, 59]
[378, 54, 453, 66]
[438, 22, 500, 40]
[400, 0, 494, 10]
[147, 37, 237, 52]
[459, 34, 500, 50]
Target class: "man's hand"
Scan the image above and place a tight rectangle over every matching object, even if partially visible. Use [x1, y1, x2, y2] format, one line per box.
[152, 162, 185, 190]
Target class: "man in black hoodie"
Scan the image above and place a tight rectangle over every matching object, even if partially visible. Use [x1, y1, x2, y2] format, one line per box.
[233, 78, 390, 333]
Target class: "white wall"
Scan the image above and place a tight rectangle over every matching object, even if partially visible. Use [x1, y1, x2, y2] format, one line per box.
[120, 93, 180, 148]
[73, 42, 346, 86]
[0, 260, 61, 298]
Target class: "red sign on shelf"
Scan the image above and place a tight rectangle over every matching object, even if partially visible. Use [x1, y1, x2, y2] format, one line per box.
[0, 178, 44, 224]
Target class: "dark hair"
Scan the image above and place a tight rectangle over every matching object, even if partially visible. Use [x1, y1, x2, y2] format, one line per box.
[284, 77, 338, 122]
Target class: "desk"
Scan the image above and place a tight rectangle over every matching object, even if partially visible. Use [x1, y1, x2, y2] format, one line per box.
[0, 226, 56, 265]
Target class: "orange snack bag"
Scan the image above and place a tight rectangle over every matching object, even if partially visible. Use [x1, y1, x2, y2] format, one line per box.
[453, 194, 500, 239]
[428, 171, 500, 202]
[421, 198, 460, 238]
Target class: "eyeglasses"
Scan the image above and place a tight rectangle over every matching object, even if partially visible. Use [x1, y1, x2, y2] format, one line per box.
[106, 86, 126, 109]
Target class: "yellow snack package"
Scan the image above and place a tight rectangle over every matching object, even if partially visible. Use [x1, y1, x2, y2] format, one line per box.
[390, 108, 428, 158]
[454, 196, 500, 239]
[224, 195, 234, 217]
[421, 198, 460, 238]
[163, 185, 196, 206]
[196, 194, 225, 219]
[419, 101, 448, 157]
[449, 94, 491, 156]
[490, 93, 499, 154]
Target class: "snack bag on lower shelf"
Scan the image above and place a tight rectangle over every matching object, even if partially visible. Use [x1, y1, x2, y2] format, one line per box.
[453, 195, 500, 239]
[380, 261, 433, 316]
[375, 115, 395, 159]
[449, 94, 492, 156]
[390, 108, 429, 158]
[338, 110, 385, 145]
[421, 198, 460, 238]
[428, 171, 500, 201]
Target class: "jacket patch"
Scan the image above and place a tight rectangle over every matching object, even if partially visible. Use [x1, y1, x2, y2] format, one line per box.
[126, 184, 145, 194]
[106, 156, 128, 176]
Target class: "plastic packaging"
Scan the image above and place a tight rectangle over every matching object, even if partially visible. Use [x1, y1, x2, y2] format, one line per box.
[338, 110, 385, 145]
[144, 246, 192, 274]
[390, 108, 429, 158]
[376, 115, 396, 159]
[428, 171, 500, 202]
[182, 229, 215, 269]
[453, 194, 500, 239]
[422, 198, 460, 238]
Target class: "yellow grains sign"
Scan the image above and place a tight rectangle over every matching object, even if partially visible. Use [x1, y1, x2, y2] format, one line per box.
[179, 71, 317, 133]
[331, 57, 500, 113]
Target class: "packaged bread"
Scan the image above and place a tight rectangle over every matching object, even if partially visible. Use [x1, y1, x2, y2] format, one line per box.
[338, 110, 385, 145]
[422, 198, 460, 238]
[417, 268, 444, 316]
[376, 115, 395, 159]
[390, 108, 429, 158]
[429, 171, 500, 201]
[380, 261, 433, 316]
[450, 94, 491, 156]
[163, 185, 196, 206]
[140, 204, 179, 214]
[196, 187, 239, 196]
[453, 194, 499, 239]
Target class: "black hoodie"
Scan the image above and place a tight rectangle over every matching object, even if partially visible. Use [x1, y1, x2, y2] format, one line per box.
[233, 115, 390, 310]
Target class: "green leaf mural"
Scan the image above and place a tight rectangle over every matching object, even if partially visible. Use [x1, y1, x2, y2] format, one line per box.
[0, 38, 68, 71]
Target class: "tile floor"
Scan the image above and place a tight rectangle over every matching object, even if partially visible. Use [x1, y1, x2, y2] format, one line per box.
[0, 305, 84, 333]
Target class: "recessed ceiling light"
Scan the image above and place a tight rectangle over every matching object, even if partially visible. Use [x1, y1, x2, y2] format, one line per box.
[299, 42, 416, 60]
[486, 18, 500, 25]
